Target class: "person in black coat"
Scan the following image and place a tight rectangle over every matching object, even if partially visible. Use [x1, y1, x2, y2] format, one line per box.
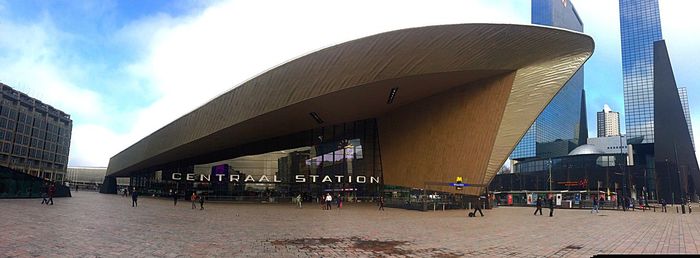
[548, 197, 555, 217]
[131, 188, 138, 207]
[199, 194, 205, 210]
[534, 197, 543, 215]
[473, 196, 484, 217]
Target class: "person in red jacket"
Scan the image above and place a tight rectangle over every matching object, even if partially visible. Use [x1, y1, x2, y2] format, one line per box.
[47, 183, 56, 205]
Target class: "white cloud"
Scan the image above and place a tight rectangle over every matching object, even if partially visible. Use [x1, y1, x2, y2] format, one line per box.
[1, 0, 531, 168]
[116, 0, 530, 156]
[0, 18, 117, 167]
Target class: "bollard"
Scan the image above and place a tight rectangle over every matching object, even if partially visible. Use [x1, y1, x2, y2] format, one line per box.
[653, 206, 656, 212]
[677, 206, 679, 213]
[682, 204, 686, 214]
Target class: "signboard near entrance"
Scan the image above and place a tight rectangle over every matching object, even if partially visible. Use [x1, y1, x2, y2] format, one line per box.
[211, 164, 229, 184]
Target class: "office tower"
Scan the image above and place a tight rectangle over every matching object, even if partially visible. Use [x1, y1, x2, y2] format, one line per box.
[678, 87, 694, 149]
[619, 0, 662, 143]
[0, 82, 72, 182]
[510, 0, 587, 159]
[652, 40, 700, 203]
[597, 104, 621, 137]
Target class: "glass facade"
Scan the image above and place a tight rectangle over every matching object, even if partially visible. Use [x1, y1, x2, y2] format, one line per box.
[490, 153, 630, 205]
[494, 142, 661, 204]
[619, 0, 662, 144]
[678, 87, 694, 149]
[0, 83, 72, 181]
[128, 118, 382, 202]
[512, 0, 586, 159]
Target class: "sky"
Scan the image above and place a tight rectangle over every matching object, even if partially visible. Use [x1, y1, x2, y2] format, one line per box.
[0, 0, 699, 167]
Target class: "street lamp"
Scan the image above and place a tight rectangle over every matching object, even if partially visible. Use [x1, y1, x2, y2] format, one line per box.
[666, 158, 673, 205]
[672, 143, 686, 213]
[547, 158, 553, 193]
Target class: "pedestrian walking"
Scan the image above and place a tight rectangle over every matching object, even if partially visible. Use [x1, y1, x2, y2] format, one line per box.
[41, 183, 49, 205]
[131, 188, 138, 207]
[191, 192, 198, 209]
[630, 197, 635, 211]
[591, 197, 599, 213]
[661, 198, 667, 212]
[173, 191, 178, 206]
[617, 196, 621, 210]
[337, 194, 342, 209]
[47, 183, 55, 205]
[548, 196, 555, 217]
[473, 196, 484, 217]
[378, 196, 385, 211]
[325, 193, 333, 210]
[533, 197, 543, 215]
[296, 194, 303, 208]
[599, 196, 605, 211]
[199, 194, 205, 210]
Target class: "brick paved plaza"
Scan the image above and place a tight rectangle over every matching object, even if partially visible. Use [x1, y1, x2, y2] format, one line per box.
[2, 192, 700, 257]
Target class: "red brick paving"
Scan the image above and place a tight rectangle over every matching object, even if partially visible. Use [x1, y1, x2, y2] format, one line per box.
[1, 191, 700, 257]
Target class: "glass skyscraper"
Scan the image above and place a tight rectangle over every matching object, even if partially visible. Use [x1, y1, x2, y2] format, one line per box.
[678, 87, 694, 149]
[619, 0, 663, 144]
[511, 0, 587, 159]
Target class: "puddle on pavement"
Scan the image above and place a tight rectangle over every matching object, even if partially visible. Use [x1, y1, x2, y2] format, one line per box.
[271, 236, 463, 257]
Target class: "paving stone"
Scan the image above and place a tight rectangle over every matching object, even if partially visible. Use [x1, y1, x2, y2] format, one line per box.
[2, 192, 700, 257]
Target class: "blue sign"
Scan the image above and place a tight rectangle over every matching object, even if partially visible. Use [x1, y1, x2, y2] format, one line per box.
[449, 183, 470, 187]
[574, 193, 581, 205]
[211, 164, 229, 185]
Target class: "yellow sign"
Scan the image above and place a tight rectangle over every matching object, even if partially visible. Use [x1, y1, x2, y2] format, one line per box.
[456, 176, 462, 182]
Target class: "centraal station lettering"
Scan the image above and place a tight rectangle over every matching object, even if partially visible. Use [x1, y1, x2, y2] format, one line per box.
[171, 173, 380, 184]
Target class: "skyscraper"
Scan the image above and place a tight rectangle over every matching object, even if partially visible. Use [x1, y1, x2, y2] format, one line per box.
[597, 104, 621, 137]
[619, 0, 663, 144]
[511, 0, 587, 159]
[678, 87, 694, 149]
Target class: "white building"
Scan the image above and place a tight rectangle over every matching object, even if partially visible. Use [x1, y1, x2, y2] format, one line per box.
[597, 104, 620, 137]
[66, 166, 128, 190]
[587, 135, 628, 154]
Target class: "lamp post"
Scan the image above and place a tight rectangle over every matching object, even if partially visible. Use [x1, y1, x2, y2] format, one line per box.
[673, 143, 685, 213]
[666, 158, 673, 205]
[618, 136, 626, 203]
[548, 158, 553, 193]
